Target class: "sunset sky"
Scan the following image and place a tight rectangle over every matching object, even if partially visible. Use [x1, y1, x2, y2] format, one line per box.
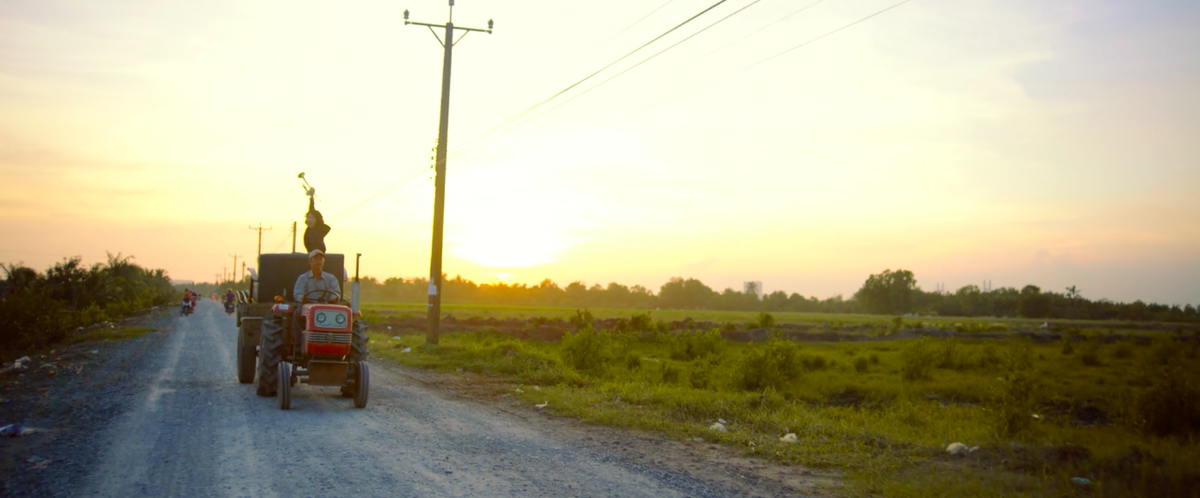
[2, 0, 1197, 305]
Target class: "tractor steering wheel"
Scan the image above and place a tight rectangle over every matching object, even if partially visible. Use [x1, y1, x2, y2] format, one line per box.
[302, 289, 343, 304]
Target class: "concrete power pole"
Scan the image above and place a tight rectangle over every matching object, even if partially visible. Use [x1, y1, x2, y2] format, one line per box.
[405, 1, 493, 345]
[291, 221, 297, 253]
[248, 223, 273, 258]
[229, 254, 240, 285]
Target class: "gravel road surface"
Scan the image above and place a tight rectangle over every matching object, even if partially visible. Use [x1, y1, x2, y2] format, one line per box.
[61, 302, 749, 497]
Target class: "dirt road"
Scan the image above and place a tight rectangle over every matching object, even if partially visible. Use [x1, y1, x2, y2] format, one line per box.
[25, 301, 787, 498]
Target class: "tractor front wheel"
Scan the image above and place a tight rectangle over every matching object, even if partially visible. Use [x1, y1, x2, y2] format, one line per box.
[353, 361, 369, 409]
[278, 361, 292, 410]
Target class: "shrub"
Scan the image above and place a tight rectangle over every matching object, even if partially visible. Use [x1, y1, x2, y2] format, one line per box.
[1149, 336, 1179, 366]
[629, 312, 653, 332]
[755, 312, 776, 329]
[1060, 336, 1075, 355]
[1137, 366, 1200, 438]
[569, 309, 594, 329]
[667, 329, 723, 361]
[993, 344, 1040, 438]
[801, 354, 829, 372]
[933, 339, 965, 370]
[1113, 342, 1133, 359]
[869, 353, 881, 365]
[560, 325, 614, 374]
[735, 340, 803, 391]
[900, 337, 936, 381]
[625, 354, 642, 371]
[1080, 339, 1104, 367]
[854, 357, 870, 373]
[689, 361, 713, 389]
[660, 363, 681, 384]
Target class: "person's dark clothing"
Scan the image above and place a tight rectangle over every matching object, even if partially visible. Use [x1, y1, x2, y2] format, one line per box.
[303, 223, 330, 253]
[304, 196, 330, 253]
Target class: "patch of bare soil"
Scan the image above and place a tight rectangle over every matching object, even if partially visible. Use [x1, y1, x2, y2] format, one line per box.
[390, 366, 841, 498]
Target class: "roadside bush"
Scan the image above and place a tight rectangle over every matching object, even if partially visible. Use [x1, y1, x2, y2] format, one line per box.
[0, 290, 71, 352]
[569, 309, 594, 329]
[801, 354, 829, 372]
[1081, 340, 1104, 367]
[561, 325, 615, 374]
[993, 343, 1040, 438]
[660, 363, 681, 384]
[1149, 336, 1179, 366]
[689, 360, 714, 389]
[933, 339, 968, 370]
[900, 337, 936, 381]
[1113, 342, 1133, 360]
[854, 357, 870, 373]
[735, 340, 802, 391]
[667, 329, 723, 361]
[1060, 336, 1074, 355]
[755, 312, 776, 329]
[1137, 366, 1200, 438]
[624, 353, 642, 371]
[629, 312, 653, 332]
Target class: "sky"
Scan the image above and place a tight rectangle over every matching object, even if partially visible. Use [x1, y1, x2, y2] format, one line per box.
[1, 0, 1198, 305]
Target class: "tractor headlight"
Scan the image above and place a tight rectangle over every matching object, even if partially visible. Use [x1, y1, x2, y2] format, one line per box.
[335, 313, 346, 325]
[316, 311, 328, 325]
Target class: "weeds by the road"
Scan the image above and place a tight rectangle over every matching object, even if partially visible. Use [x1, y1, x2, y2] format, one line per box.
[369, 310, 1200, 498]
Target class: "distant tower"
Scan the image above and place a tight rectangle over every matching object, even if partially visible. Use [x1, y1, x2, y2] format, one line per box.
[744, 281, 764, 300]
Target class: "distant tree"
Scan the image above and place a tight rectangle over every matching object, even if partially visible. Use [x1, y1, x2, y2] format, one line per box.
[659, 277, 714, 309]
[1017, 285, 1051, 318]
[854, 269, 917, 314]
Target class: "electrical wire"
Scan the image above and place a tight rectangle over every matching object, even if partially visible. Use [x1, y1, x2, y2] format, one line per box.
[456, 0, 914, 174]
[643, 0, 915, 111]
[449, 0, 733, 156]
[454, 0, 680, 139]
[698, 0, 826, 60]
[327, 163, 430, 220]
[451, 0, 770, 161]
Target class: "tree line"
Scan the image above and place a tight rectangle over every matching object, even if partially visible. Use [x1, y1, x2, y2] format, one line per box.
[352, 270, 1197, 323]
[0, 253, 175, 353]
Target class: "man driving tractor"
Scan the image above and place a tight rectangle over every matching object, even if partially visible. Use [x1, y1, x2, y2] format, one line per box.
[261, 248, 369, 398]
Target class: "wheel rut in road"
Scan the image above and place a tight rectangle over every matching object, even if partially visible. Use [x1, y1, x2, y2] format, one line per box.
[79, 303, 738, 498]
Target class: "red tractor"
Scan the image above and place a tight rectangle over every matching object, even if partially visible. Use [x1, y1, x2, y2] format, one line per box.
[260, 288, 369, 409]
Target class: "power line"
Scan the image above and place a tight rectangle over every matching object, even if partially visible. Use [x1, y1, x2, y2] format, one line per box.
[450, 0, 733, 157]
[644, 0, 916, 111]
[327, 163, 430, 220]
[454, 0, 680, 140]
[456, 0, 914, 174]
[698, 0, 826, 60]
[452, 0, 770, 161]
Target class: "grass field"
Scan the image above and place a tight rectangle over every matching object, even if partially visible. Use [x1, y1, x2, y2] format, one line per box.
[363, 302, 1200, 497]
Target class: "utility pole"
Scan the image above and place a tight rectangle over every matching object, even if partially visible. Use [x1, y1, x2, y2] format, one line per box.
[229, 254, 240, 285]
[242, 261, 246, 282]
[291, 221, 298, 253]
[405, 1, 493, 345]
[248, 223, 273, 258]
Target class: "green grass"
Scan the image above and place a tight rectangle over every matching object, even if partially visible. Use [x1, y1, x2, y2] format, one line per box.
[362, 302, 1193, 337]
[364, 305, 1200, 497]
[65, 326, 155, 344]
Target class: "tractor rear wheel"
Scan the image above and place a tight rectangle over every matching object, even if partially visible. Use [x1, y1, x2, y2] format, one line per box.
[256, 317, 285, 397]
[278, 361, 292, 410]
[236, 320, 257, 384]
[353, 361, 369, 409]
